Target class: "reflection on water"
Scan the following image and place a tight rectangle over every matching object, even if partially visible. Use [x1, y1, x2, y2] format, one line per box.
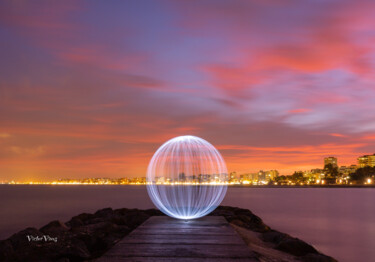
[1, 185, 374, 262]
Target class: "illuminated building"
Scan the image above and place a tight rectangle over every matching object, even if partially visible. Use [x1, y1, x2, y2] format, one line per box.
[311, 168, 324, 174]
[228, 172, 239, 184]
[324, 157, 338, 168]
[358, 154, 375, 168]
[303, 169, 324, 183]
[258, 170, 266, 181]
[339, 165, 357, 175]
[266, 170, 279, 181]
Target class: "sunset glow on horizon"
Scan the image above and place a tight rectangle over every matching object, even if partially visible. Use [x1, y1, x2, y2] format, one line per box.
[1, 1, 375, 181]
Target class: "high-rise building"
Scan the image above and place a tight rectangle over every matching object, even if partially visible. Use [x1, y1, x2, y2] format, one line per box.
[228, 172, 239, 184]
[357, 154, 375, 168]
[265, 170, 279, 180]
[369, 155, 375, 167]
[229, 172, 237, 179]
[258, 170, 266, 181]
[358, 156, 368, 168]
[324, 157, 338, 168]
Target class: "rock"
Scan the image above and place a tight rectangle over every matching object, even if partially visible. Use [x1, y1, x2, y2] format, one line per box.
[120, 209, 150, 228]
[113, 208, 129, 215]
[212, 206, 336, 260]
[87, 217, 106, 224]
[65, 217, 84, 228]
[3, 228, 45, 261]
[69, 213, 96, 225]
[9, 227, 43, 246]
[72, 221, 130, 258]
[40, 220, 69, 235]
[230, 218, 247, 228]
[144, 208, 165, 216]
[0, 206, 336, 261]
[237, 214, 270, 232]
[61, 238, 91, 260]
[0, 226, 90, 261]
[262, 229, 326, 258]
[276, 237, 318, 256]
[214, 206, 270, 232]
[301, 253, 337, 262]
[94, 208, 114, 218]
[262, 230, 289, 244]
[43, 238, 91, 261]
[210, 206, 236, 217]
[74, 221, 115, 234]
[0, 240, 14, 261]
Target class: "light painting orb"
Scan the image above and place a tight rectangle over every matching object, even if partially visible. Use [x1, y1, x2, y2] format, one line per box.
[146, 135, 228, 219]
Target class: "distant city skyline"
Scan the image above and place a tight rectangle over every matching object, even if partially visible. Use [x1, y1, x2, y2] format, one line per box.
[1, 1, 375, 181]
[2, 153, 374, 185]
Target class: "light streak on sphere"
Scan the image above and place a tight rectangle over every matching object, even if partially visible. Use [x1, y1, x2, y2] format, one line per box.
[146, 135, 228, 220]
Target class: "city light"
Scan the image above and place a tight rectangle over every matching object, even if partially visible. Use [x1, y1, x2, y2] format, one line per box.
[2, 153, 375, 187]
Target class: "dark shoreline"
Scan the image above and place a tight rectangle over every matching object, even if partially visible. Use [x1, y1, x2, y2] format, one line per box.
[0, 206, 336, 262]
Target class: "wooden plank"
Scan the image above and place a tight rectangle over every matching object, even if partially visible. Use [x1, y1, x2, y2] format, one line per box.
[120, 234, 244, 245]
[130, 217, 234, 236]
[140, 216, 225, 226]
[98, 257, 256, 262]
[97, 216, 257, 261]
[138, 223, 230, 229]
[131, 227, 235, 236]
[137, 223, 231, 229]
[105, 243, 255, 258]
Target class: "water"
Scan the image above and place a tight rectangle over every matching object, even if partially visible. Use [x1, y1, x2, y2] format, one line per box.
[1, 185, 374, 262]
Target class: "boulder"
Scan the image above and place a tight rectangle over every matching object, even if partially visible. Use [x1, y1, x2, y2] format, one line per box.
[94, 208, 114, 218]
[9, 227, 43, 246]
[69, 213, 95, 225]
[144, 208, 164, 216]
[65, 217, 84, 228]
[276, 237, 318, 256]
[301, 253, 337, 262]
[262, 230, 288, 244]
[40, 220, 69, 235]
[0, 240, 14, 261]
[0, 226, 90, 261]
[214, 206, 270, 232]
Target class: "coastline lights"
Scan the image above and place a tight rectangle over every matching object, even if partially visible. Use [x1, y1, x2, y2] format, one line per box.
[146, 135, 228, 220]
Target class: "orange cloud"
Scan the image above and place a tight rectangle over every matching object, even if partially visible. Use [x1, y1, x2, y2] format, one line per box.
[0, 133, 11, 138]
[330, 133, 347, 138]
[363, 135, 375, 140]
[288, 108, 311, 114]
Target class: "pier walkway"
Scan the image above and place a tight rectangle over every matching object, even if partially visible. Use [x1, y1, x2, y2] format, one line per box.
[97, 216, 257, 261]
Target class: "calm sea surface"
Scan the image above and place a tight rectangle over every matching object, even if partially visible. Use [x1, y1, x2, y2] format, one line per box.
[1, 185, 374, 262]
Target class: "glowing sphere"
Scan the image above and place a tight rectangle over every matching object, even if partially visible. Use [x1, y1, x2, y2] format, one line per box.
[146, 135, 228, 219]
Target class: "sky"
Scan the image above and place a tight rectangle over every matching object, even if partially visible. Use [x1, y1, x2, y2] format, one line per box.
[1, 0, 375, 181]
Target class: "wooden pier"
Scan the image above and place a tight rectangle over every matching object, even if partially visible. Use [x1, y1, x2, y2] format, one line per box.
[97, 216, 257, 261]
